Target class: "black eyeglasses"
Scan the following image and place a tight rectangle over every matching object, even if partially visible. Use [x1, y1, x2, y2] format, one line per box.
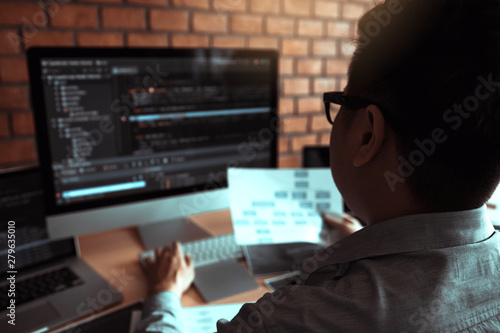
[323, 91, 400, 129]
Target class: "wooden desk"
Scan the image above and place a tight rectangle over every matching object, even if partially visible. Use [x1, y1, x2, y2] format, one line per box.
[78, 210, 269, 312]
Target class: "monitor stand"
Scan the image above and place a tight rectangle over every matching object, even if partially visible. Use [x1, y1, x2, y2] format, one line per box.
[138, 217, 212, 250]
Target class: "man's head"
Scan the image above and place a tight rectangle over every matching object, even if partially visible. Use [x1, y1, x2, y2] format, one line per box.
[330, 0, 500, 222]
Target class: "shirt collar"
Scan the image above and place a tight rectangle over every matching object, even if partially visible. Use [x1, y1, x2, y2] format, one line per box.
[302, 205, 496, 280]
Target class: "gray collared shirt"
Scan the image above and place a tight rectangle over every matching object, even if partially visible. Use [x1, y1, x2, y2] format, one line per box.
[137, 206, 500, 332]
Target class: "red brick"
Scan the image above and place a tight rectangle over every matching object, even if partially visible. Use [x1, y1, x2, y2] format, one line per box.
[298, 97, 322, 114]
[77, 0, 122, 3]
[292, 134, 317, 152]
[0, 58, 29, 83]
[127, 0, 168, 5]
[279, 58, 293, 76]
[0, 30, 21, 55]
[24, 31, 74, 49]
[249, 37, 277, 49]
[231, 15, 262, 34]
[311, 115, 331, 132]
[213, 0, 246, 12]
[266, 17, 294, 36]
[50, 5, 97, 29]
[279, 98, 294, 116]
[313, 40, 336, 56]
[314, 78, 336, 94]
[297, 59, 322, 75]
[193, 13, 227, 33]
[278, 154, 301, 168]
[0, 86, 28, 109]
[328, 21, 351, 38]
[343, 3, 366, 20]
[102, 7, 145, 30]
[283, 78, 309, 96]
[282, 39, 309, 56]
[172, 0, 209, 9]
[298, 19, 323, 37]
[315, 1, 339, 18]
[212, 36, 245, 48]
[326, 59, 349, 75]
[171, 34, 209, 47]
[279, 137, 289, 154]
[250, 0, 279, 14]
[0, 113, 9, 137]
[282, 116, 308, 133]
[0, 139, 36, 165]
[319, 132, 330, 145]
[150, 10, 188, 31]
[127, 33, 168, 47]
[11, 112, 34, 135]
[284, 0, 311, 16]
[77, 32, 123, 46]
[341, 40, 356, 57]
[0, 2, 46, 27]
[340, 77, 348, 91]
[325, 101, 341, 119]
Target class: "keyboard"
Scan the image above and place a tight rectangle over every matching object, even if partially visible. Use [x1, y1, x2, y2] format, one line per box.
[139, 233, 244, 268]
[0, 267, 83, 308]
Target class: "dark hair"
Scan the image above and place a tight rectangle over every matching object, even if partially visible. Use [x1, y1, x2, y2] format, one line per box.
[348, 0, 500, 210]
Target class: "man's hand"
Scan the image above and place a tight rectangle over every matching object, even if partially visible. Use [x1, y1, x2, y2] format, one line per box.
[322, 213, 364, 240]
[142, 241, 195, 298]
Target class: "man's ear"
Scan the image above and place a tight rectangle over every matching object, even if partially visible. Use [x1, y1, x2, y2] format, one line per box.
[353, 105, 386, 167]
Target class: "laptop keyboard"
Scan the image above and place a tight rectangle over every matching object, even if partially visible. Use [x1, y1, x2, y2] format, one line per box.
[139, 233, 244, 268]
[0, 267, 83, 308]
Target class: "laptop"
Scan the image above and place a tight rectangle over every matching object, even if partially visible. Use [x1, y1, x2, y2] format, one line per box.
[0, 167, 123, 333]
[52, 301, 143, 333]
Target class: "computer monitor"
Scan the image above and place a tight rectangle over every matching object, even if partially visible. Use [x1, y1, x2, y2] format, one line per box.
[28, 47, 278, 248]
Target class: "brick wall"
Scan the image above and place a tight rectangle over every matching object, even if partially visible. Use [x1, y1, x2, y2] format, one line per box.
[0, 0, 373, 169]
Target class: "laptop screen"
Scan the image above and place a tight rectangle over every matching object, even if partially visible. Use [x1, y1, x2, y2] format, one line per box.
[0, 168, 75, 276]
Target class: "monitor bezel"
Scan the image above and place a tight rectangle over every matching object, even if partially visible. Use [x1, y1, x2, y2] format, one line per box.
[28, 47, 278, 217]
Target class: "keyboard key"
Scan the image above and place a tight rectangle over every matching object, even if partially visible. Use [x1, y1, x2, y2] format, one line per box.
[139, 233, 244, 268]
[0, 267, 83, 308]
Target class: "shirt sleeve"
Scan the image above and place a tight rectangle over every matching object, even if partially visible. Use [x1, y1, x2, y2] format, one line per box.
[215, 301, 268, 333]
[136, 291, 185, 333]
[136, 292, 271, 333]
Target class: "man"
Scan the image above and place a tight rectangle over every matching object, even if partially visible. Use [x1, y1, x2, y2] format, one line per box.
[137, 0, 500, 331]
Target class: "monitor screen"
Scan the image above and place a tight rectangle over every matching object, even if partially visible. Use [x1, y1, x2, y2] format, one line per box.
[0, 168, 75, 276]
[28, 48, 278, 237]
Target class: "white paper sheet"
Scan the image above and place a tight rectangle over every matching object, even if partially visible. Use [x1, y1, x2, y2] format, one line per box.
[183, 303, 244, 333]
[228, 168, 343, 245]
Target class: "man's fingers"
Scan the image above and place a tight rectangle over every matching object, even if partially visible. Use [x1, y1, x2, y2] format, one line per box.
[173, 241, 184, 261]
[324, 213, 361, 226]
[184, 254, 193, 267]
[161, 245, 173, 259]
[344, 213, 360, 223]
[172, 241, 182, 255]
[144, 256, 153, 269]
[322, 212, 345, 227]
